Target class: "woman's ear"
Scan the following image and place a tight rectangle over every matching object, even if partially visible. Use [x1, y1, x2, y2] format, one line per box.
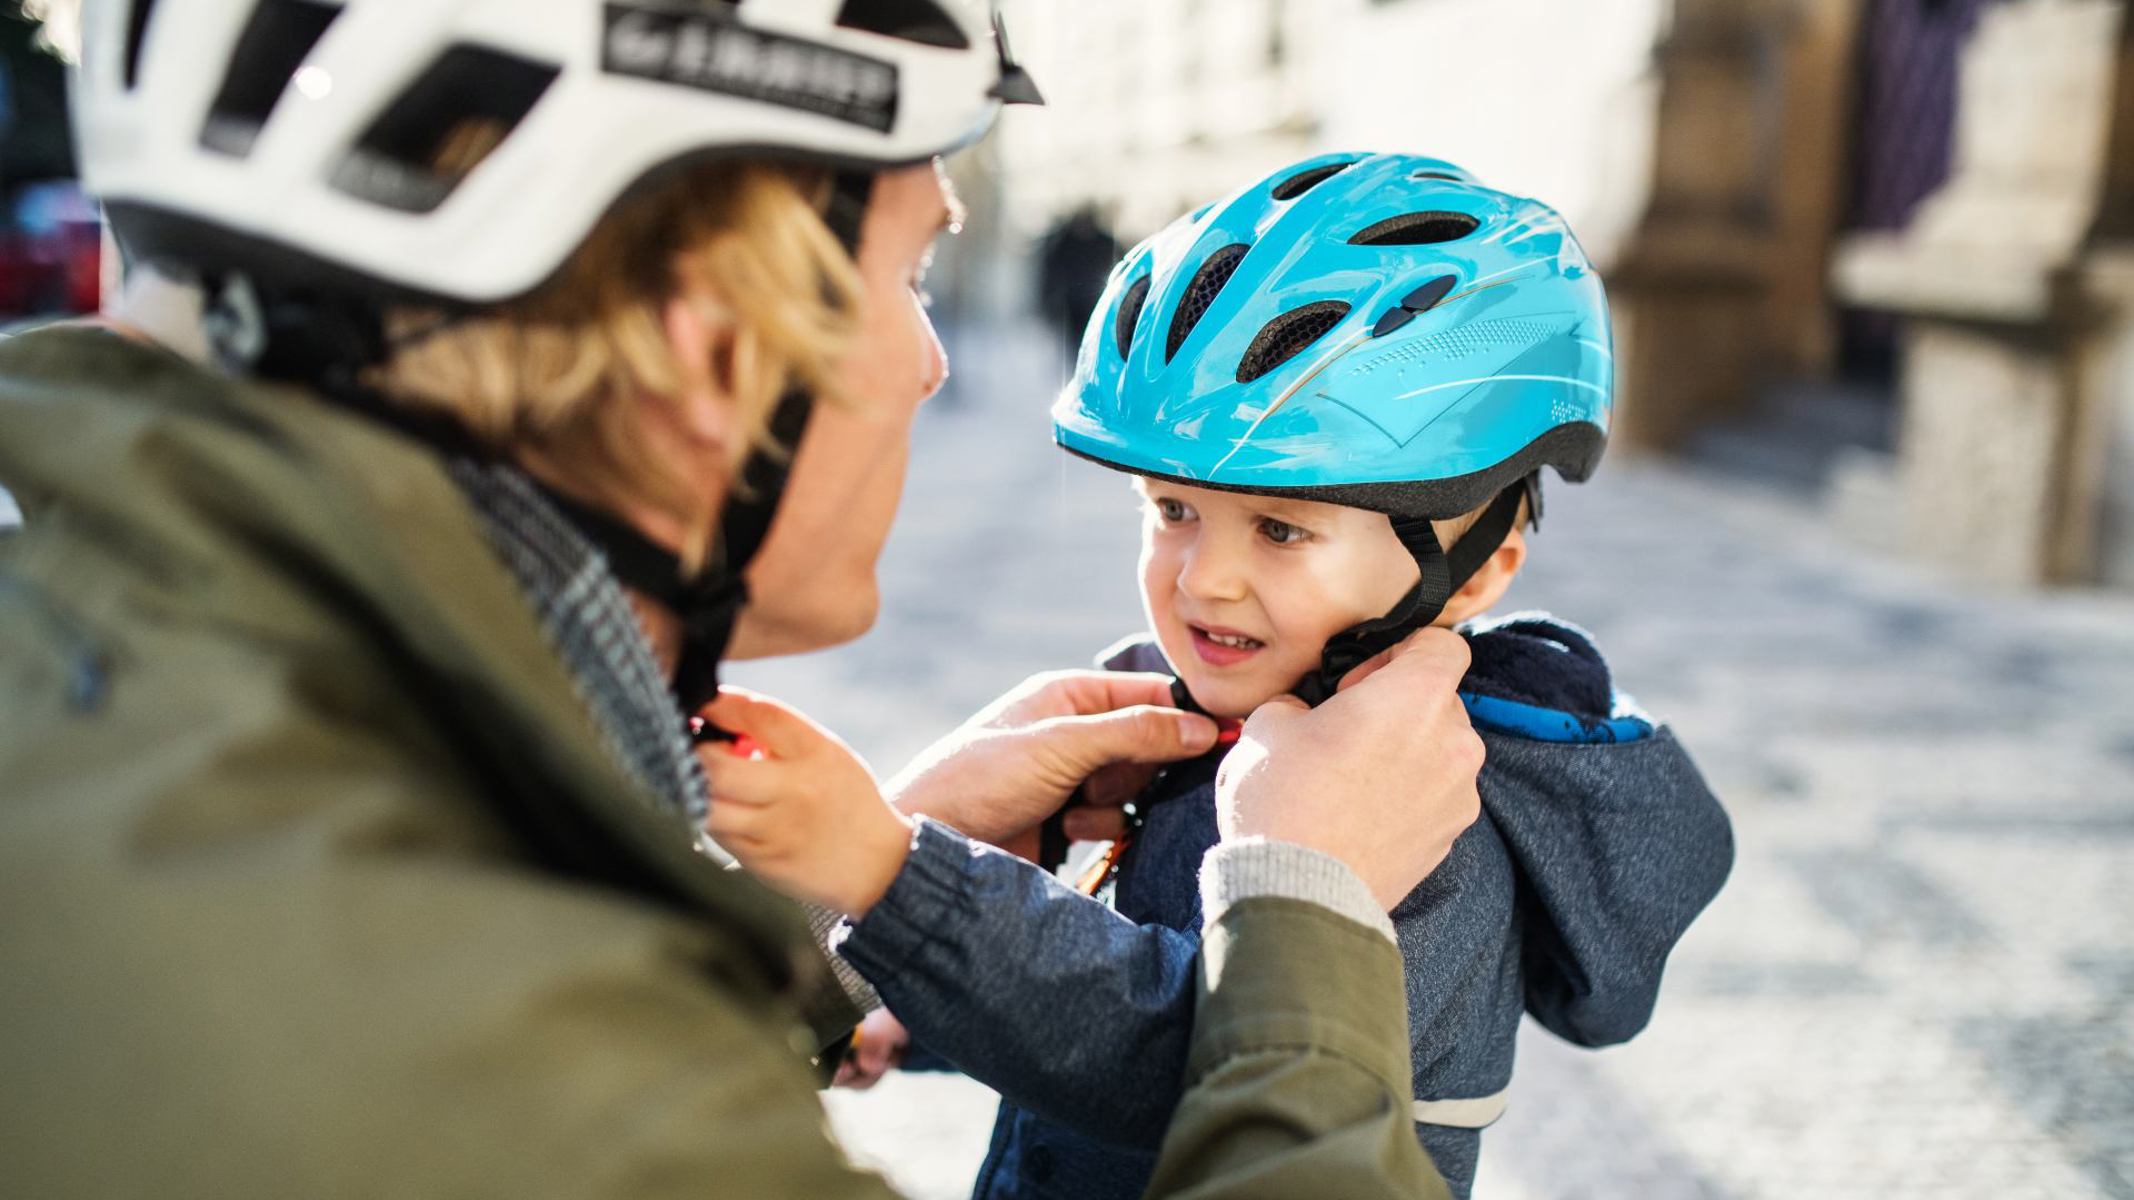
[661, 293, 739, 454]
[1437, 524, 1528, 627]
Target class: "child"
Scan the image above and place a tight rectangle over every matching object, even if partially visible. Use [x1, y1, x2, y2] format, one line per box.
[934, 153, 1736, 1199]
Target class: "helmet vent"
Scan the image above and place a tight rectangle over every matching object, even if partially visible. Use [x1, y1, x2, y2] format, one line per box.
[1236, 302, 1351, 384]
[1270, 161, 1356, 201]
[1114, 275, 1151, 359]
[836, 0, 972, 49]
[198, 0, 342, 158]
[329, 46, 561, 214]
[1166, 244, 1249, 361]
[1349, 211, 1480, 247]
[123, 0, 164, 89]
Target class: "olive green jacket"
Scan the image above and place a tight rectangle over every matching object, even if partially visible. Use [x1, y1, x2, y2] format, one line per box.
[0, 327, 1449, 1199]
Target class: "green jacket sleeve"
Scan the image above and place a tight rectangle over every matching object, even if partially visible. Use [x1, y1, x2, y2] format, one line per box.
[1143, 898, 1455, 1200]
[0, 687, 895, 1199]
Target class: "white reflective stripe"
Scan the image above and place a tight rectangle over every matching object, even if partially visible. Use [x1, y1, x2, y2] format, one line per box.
[0, 484, 20, 532]
[1412, 1089, 1510, 1129]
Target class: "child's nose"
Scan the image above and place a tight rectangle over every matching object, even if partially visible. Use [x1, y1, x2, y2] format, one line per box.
[1177, 542, 1250, 603]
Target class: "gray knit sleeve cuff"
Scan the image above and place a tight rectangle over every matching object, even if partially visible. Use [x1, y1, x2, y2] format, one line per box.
[803, 902, 881, 1016]
[1199, 839, 1397, 946]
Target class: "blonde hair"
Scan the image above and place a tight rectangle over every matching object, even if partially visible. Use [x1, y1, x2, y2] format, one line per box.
[370, 157, 863, 570]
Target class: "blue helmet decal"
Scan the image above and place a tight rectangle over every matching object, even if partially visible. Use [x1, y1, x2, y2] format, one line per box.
[1055, 153, 1611, 517]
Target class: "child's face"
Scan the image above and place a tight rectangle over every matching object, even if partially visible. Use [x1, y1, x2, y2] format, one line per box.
[1135, 478, 1421, 720]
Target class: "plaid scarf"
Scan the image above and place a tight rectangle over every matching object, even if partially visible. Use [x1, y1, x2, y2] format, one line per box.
[449, 460, 878, 1014]
[449, 460, 710, 825]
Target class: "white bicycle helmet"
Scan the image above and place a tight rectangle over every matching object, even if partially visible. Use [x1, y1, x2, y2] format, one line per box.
[71, 0, 1041, 716]
[73, 0, 1039, 304]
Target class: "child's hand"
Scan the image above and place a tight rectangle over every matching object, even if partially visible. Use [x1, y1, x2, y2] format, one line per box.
[695, 688, 914, 918]
[833, 1008, 912, 1090]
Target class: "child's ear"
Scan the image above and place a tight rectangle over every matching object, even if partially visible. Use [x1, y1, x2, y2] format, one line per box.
[1436, 525, 1528, 627]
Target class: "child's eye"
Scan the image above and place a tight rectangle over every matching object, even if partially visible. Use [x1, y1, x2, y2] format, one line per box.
[1259, 518, 1310, 545]
[1152, 493, 1203, 520]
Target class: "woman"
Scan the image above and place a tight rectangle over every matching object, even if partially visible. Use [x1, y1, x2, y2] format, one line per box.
[0, 2, 1482, 1196]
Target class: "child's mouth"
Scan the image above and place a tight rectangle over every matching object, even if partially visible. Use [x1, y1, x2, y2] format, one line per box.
[1189, 624, 1265, 667]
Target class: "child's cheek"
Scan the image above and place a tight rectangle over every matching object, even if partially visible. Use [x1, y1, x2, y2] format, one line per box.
[1260, 573, 1357, 677]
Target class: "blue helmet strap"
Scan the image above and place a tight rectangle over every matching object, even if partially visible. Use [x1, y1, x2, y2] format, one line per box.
[1289, 480, 1528, 709]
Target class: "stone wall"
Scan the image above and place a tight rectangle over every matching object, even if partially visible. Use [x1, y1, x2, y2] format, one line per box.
[1834, 0, 2129, 587]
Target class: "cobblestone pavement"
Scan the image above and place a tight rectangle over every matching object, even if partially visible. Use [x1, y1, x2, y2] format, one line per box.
[730, 324, 2134, 1200]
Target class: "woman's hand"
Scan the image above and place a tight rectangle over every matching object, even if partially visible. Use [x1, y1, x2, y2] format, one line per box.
[1218, 628, 1485, 910]
[694, 688, 913, 918]
[884, 670, 1221, 854]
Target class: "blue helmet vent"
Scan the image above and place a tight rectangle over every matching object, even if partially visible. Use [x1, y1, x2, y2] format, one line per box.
[1271, 161, 1356, 201]
[1237, 302, 1350, 383]
[1350, 211, 1479, 246]
[1167, 244, 1249, 360]
[1055, 153, 1611, 518]
[1113, 275, 1151, 358]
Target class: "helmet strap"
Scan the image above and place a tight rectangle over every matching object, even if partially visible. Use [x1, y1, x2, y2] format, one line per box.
[524, 479, 749, 711]
[1285, 479, 1530, 709]
[205, 270, 395, 388]
[1287, 513, 1452, 708]
[1442, 477, 1530, 592]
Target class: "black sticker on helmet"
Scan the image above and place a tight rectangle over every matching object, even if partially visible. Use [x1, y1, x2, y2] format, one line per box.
[603, 3, 900, 133]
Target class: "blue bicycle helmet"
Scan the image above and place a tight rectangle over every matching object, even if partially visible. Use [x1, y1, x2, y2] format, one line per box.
[1053, 152, 1613, 705]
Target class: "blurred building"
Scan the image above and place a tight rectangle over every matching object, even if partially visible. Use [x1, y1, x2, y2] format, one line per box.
[1614, 0, 2133, 589]
[981, 0, 2134, 593]
[992, 0, 1666, 256]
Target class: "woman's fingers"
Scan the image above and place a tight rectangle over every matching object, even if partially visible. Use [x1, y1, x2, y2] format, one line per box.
[1044, 670, 1187, 718]
[996, 669, 1184, 725]
[1081, 761, 1158, 809]
[1337, 626, 1473, 694]
[1062, 806, 1129, 842]
[1040, 704, 1219, 776]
